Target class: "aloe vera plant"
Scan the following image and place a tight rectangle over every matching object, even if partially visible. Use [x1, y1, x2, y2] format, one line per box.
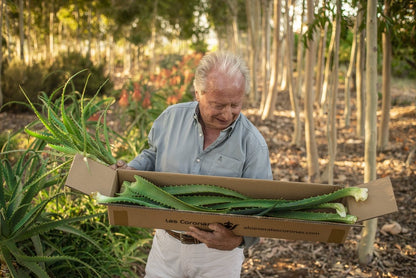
[21, 70, 117, 166]
[95, 175, 368, 224]
[0, 147, 104, 277]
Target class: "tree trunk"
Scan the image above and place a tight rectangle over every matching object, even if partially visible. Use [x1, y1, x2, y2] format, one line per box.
[26, 0, 31, 65]
[378, 0, 392, 151]
[315, 21, 328, 104]
[358, 0, 378, 265]
[106, 34, 114, 76]
[86, 7, 92, 60]
[227, 0, 240, 54]
[19, 0, 24, 61]
[246, 0, 261, 102]
[260, 0, 271, 113]
[320, 16, 337, 113]
[326, 0, 341, 185]
[304, 0, 320, 183]
[356, 4, 365, 138]
[314, 0, 327, 105]
[286, 0, 301, 147]
[295, 0, 306, 99]
[0, 0, 4, 107]
[261, 0, 281, 120]
[4, 3, 12, 63]
[149, 0, 158, 74]
[344, 16, 358, 128]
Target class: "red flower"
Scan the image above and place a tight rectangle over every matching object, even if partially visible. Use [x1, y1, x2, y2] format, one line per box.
[132, 84, 142, 102]
[119, 89, 129, 108]
[142, 92, 151, 108]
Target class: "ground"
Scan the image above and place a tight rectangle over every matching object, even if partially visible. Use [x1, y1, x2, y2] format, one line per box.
[1, 87, 415, 278]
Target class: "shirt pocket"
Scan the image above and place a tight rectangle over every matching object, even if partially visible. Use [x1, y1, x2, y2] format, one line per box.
[207, 155, 243, 178]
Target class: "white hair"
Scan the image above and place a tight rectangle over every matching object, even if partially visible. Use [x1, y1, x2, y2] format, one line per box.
[193, 52, 250, 95]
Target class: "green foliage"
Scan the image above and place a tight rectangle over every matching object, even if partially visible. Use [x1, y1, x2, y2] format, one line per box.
[1, 59, 46, 112]
[0, 131, 19, 153]
[22, 71, 117, 165]
[43, 52, 112, 98]
[1, 53, 112, 113]
[0, 72, 154, 276]
[0, 144, 104, 277]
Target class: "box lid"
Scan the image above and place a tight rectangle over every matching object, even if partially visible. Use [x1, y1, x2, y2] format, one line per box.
[65, 154, 118, 196]
[347, 177, 398, 221]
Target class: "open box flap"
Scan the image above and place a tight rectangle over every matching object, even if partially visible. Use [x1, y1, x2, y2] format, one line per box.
[65, 154, 118, 196]
[347, 177, 398, 222]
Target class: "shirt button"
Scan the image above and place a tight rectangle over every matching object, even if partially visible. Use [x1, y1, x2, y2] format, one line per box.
[196, 158, 200, 163]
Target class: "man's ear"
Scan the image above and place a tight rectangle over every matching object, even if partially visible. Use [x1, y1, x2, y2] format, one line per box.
[195, 91, 200, 101]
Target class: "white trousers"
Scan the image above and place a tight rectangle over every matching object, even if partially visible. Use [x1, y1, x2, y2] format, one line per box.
[144, 229, 245, 278]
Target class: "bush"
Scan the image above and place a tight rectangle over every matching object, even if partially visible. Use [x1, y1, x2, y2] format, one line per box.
[1, 52, 112, 112]
[1, 59, 46, 111]
[43, 51, 112, 97]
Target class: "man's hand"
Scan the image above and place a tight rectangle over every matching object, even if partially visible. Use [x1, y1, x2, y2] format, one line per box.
[109, 160, 135, 170]
[186, 223, 243, 251]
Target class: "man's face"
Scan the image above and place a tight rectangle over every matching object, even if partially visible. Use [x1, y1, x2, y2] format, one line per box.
[196, 69, 245, 131]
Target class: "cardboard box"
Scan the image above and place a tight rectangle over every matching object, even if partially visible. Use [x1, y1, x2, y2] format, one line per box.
[65, 154, 398, 243]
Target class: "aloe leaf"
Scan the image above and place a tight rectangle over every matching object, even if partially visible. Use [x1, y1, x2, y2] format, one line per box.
[0, 162, 6, 208]
[12, 213, 104, 243]
[0, 245, 19, 277]
[312, 202, 347, 217]
[161, 184, 249, 200]
[24, 129, 61, 144]
[94, 192, 162, 208]
[120, 176, 227, 213]
[55, 224, 104, 252]
[10, 193, 65, 236]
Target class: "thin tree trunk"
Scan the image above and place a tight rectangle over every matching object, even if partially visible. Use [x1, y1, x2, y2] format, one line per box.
[49, 2, 54, 64]
[358, 0, 378, 265]
[0, 0, 4, 107]
[320, 15, 337, 113]
[295, 0, 306, 99]
[304, 0, 320, 183]
[19, 0, 24, 61]
[26, 0, 32, 66]
[315, 22, 328, 105]
[106, 34, 114, 76]
[149, 0, 158, 74]
[261, 0, 281, 120]
[356, 4, 365, 138]
[4, 4, 12, 63]
[378, 0, 392, 150]
[314, 0, 327, 105]
[286, 0, 301, 146]
[227, 0, 239, 54]
[246, 0, 261, 102]
[344, 16, 358, 128]
[260, 0, 271, 113]
[86, 7, 92, 59]
[327, 0, 341, 185]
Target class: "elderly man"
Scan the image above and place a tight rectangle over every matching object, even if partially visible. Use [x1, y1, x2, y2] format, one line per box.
[115, 51, 272, 277]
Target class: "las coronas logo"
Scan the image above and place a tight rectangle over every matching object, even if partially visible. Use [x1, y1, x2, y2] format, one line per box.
[222, 221, 238, 230]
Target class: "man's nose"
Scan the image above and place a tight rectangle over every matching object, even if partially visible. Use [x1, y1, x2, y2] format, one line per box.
[220, 106, 233, 120]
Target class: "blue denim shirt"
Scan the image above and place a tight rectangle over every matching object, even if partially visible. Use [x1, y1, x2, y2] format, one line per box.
[128, 101, 272, 180]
